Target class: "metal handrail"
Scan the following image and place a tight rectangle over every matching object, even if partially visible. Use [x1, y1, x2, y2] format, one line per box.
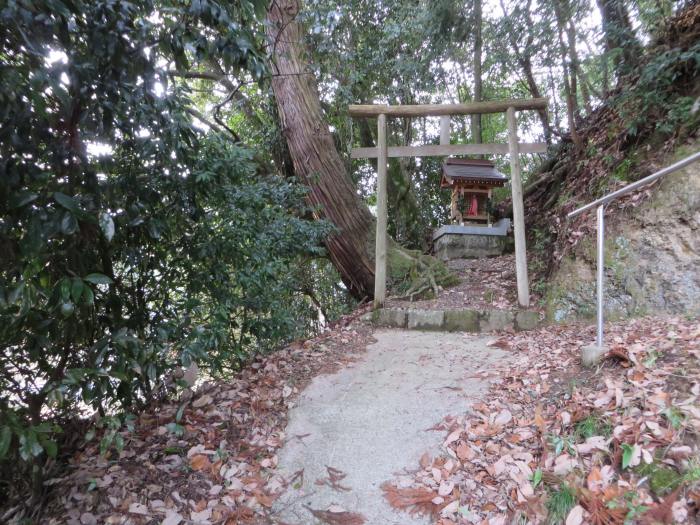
[566, 150, 700, 349]
[568, 151, 700, 218]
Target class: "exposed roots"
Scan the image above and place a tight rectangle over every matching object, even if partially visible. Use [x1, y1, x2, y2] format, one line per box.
[387, 242, 458, 301]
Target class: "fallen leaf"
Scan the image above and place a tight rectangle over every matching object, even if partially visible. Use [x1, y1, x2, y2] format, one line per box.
[190, 454, 211, 471]
[565, 505, 584, 525]
[382, 483, 436, 515]
[190, 508, 212, 523]
[438, 480, 454, 496]
[128, 502, 150, 515]
[192, 394, 213, 408]
[162, 512, 183, 525]
[534, 404, 546, 433]
[455, 442, 475, 461]
[494, 409, 513, 426]
[440, 500, 459, 516]
[553, 454, 577, 476]
[306, 505, 366, 524]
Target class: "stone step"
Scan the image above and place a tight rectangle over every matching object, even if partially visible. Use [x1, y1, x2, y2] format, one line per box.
[368, 307, 542, 333]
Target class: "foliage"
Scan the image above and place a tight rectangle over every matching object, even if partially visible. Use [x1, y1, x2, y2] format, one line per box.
[546, 484, 576, 524]
[574, 414, 612, 440]
[617, 41, 700, 140]
[0, 0, 695, 516]
[0, 0, 333, 501]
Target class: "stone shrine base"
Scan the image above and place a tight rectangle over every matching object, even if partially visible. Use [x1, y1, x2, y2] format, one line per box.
[432, 219, 512, 260]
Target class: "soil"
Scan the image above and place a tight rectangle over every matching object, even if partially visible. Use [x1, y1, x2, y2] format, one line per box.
[386, 255, 542, 312]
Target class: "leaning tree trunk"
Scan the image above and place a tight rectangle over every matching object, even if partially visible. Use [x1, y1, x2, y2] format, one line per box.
[266, 0, 376, 298]
[266, 0, 453, 301]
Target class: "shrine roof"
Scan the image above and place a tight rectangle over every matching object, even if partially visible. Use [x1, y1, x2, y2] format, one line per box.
[441, 158, 508, 187]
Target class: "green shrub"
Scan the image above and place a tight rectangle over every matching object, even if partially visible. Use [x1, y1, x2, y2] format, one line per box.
[0, 0, 332, 502]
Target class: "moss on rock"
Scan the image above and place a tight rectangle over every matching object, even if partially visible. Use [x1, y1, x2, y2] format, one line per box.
[387, 241, 458, 300]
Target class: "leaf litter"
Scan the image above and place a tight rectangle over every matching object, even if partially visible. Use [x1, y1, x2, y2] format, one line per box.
[41, 308, 375, 525]
[387, 254, 543, 312]
[382, 315, 700, 524]
[37, 306, 699, 525]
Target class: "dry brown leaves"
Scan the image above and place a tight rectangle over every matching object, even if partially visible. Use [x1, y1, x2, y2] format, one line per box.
[382, 483, 440, 515]
[387, 254, 543, 312]
[41, 309, 375, 525]
[316, 466, 352, 492]
[383, 315, 700, 524]
[306, 504, 366, 525]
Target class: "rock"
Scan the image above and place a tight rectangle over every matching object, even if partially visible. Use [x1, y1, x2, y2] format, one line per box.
[547, 151, 700, 322]
[183, 362, 198, 387]
[515, 310, 540, 331]
[407, 310, 445, 330]
[581, 344, 608, 367]
[444, 310, 480, 332]
[479, 310, 514, 332]
[192, 394, 213, 408]
[372, 308, 408, 328]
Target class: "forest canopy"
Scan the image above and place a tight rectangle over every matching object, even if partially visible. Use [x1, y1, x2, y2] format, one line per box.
[1, 0, 696, 513]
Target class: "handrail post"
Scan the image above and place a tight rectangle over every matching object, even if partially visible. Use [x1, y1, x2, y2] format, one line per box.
[582, 202, 610, 366]
[596, 204, 605, 347]
[569, 150, 700, 367]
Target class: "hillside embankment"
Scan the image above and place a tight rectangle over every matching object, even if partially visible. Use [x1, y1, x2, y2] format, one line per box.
[508, 3, 700, 321]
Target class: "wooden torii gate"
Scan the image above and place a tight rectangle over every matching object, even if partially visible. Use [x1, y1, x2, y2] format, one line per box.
[348, 98, 548, 309]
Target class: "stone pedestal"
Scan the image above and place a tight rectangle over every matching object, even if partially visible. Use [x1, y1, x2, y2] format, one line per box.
[432, 219, 512, 261]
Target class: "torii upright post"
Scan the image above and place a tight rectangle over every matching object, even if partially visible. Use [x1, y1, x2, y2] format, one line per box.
[374, 113, 388, 308]
[506, 106, 530, 307]
[348, 99, 547, 309]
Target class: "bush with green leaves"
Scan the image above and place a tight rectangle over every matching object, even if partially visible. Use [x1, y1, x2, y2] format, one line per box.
[0, 0, 334, 502]
[617, 41, 700, 140]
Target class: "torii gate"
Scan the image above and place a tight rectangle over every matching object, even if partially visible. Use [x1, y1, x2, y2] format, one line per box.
[348, 98, 548, 309]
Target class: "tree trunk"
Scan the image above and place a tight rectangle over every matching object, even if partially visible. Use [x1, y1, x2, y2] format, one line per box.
[266, 0, 453, 300]
[553, 0, 582, 148]
[564, 17, 593, 114]
[266, 0, 375, 298]
[596, 0, 642, 76]
[471, 0, 483, 146]
[499, 0, 552, 144]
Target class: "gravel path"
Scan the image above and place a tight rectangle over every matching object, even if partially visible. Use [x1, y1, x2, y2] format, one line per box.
[271, 329, 508, 524]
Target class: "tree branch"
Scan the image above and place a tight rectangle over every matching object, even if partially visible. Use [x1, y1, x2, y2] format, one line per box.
[186, 107, 240, 142]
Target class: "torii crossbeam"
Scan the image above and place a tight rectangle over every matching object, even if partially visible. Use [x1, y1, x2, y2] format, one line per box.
[348, 98, 548, 309]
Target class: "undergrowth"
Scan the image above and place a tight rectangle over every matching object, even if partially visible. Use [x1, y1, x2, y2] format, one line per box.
[546, 484, 576, 524]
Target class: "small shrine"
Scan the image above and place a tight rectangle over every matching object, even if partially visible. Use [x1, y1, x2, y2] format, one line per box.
[432, 158, 512, 261]
[441, 158, 507, 226]
[347, 98, 549, 307]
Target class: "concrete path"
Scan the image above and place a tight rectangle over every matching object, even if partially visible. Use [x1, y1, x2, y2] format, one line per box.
[272, 329, 508, 525]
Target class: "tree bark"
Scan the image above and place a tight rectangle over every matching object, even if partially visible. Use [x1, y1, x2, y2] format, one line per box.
[564, 17, 593, 114]
[266, 0, 376, 298]
[266, 1, 455, 301]
[596, 0, 642, 76]
[471, 0, 483, 146]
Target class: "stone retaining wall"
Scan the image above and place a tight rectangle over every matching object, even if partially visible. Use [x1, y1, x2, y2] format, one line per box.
[370, 308, 542, 333]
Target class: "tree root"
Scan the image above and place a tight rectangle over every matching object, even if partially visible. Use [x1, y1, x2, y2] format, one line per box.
[387, 242, 458, 301]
